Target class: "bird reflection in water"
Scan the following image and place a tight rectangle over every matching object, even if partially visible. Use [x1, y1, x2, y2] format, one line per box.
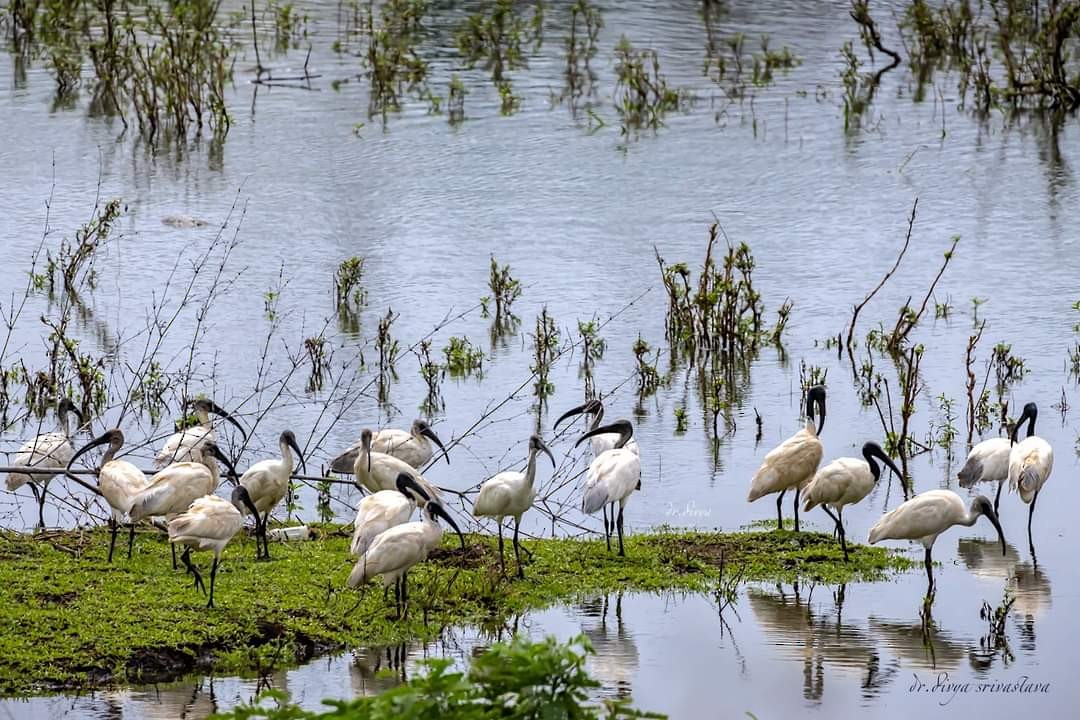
[576, 593, 639, 701]
[349, 642, 410, 696]
[121, 679, 219, 720]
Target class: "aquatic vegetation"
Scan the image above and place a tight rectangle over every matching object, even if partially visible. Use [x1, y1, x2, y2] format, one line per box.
[632, 335, 662, 396]
[673, 405, 688, 433]
[486, 255, 522, 321]
[334, 256, 366, 309]
[0, 526, 911, 694]
[530, 307, 559, 401]
[416, 339, 442, 413]
[613, 35, 687, 136]
[447, 73, 467, 124]
[304, 334, 329, 392]
[559, 0, 603, 110]
[456, 0, 542, 84]
[964, 320, 986, 445]
[376, 308, 401, 403]
[364, 0, 431, 119]
[576, 318, 605, 395]
[443, 336, 484, 377]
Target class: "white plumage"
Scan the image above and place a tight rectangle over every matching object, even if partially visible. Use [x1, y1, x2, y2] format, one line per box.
[168, 493, 246, 608]
[473, 434, 554, 577]
[331, 419, 449, 473]
[130, 442, 236, 523]
[957, 436, 1011, 511]
[6, 398, 82, 528]
[868, 489, 1004, 594]
[802, 441, 900, 559]
[576, 420, 640, 556]
[155, 398, 246, 468]
[235, 430, 306, 560]
[1006, 402, 1053, 551]
[554, 399, 640, 458]
[352, 428, 441, 501]
[350, 473, 432, 557]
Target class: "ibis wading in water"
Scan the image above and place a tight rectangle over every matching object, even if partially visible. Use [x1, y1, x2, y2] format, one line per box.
[868, 489, 1005, 595]
[577, 420, 640, 556]
[957, 434, 1011, 513]
[1007, 402, 1053, 553]
[473, 434, 555, 577]
[802, 441, 902, 560]
[554, 399, 640, 457]
[168, 491, 248, 608]
[348, 501, 464, 618]
[156, 398, 246, 468]
[331, 420, 450, 473]
[233, 430, 307, 560]
[350, 473, 432, 558]
[747, 385, 826, 532]
[7, 397, 84, 528]
[353, 428, 441, 502]
[66, 429, 149, 561]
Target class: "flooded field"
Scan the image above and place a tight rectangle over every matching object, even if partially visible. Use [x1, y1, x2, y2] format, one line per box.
[1, 0, 1079, 717]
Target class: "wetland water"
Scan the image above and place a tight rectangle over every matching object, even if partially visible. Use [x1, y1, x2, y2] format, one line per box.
[2, 0, 1079, 717]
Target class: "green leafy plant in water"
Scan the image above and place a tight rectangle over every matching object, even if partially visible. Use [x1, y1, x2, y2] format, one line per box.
[633, 335, 662, 396]
[443, 336, 483, 377]
[991, 342, 1026, 390]
[613, 35, 687, 136]
[365, 0, 431, 119]
[416, 339, 443, 414]
[530, 307, 559, 400]
[456, 0, 542, 83]
[334, 256, 365, 309]
[305, 335, 328, 392]
[447, 74, 467, 125]
[674, 406, 688, 433]
[488, 255, 522, 320]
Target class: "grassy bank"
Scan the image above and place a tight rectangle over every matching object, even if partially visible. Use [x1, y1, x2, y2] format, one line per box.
[0, 524, 912, 695]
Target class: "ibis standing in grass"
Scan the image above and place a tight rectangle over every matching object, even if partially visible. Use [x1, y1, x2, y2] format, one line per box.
[348, 501, 464, 618]
[351, 473, 433, 557]
[6, 397, 83, 528]
[1007, 402, 1053, 554]
[66, 429, 149, 562]
[232, 430, 307, 560]
[331, 420, 450, 473]
[868, 489, 1005, 595]
[168, 491, 249, 608]
[577, 420, 640, 557]
[802, 441, 902, 560]
[473, 434, 555, 577]
[156, 398, 247, 467]
[554, 399, 640, 457]
[353, 428, 441, 501]
[748, 385, 826, 532]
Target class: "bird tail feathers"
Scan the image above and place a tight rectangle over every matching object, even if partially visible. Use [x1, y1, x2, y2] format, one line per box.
[747, 467, 778, 502]
[957, 458, 982, 488]
[582, 484, 608, 515]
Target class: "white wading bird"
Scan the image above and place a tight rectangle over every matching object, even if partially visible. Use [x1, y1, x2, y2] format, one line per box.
[66, 429, 149, 562]
[350, 473, 432, 558]
[353, 428, 441, 501]
[803, 441, 902, 560]
[473, 434, 555, 577]
[7, 397, 84, 528]
[554, 399, 640, 457]
[330, 419, 450, 474]
[957, 435, 1011, 512]
[168, 491, 248, 608]
[231, 430, 307, 561]
[1007, 402, 1053, 552]
[748, 385, 826, 532]
[130, 441, 239, 568]
[577, 420, 640, 556]
[347, 501, 464, 618]
[868, 489, 1004, 595]
[155, 398, 247, 468]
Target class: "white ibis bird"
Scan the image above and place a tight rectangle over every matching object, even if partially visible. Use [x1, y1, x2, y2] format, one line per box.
[6, 397, 83, 528]
[347, 501, 464, 618]
[473, 434, 555, 577]
[231, 430, 307, 560]
[350, 472, 432, 557]
[331, 419, 449, 473]
[168, 491, 248, 608]
[803, 441, 902, 560]
[1007, 402, 1053, 552]
[957, 436, 1011, 512]
[554, 399, 640, 457]
[155, 398, 247, 468]
[747, 385, 826, 532]
[868, 489, 1004, 594]
[66, 429, 149, 561]
[353, 428, 441, 501]
[577, 420, 640, 556]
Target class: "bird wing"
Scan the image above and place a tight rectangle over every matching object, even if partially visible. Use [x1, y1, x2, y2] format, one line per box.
[168, 495, 243, 543]
[473, 473, 521, 517]
[7, 432, 74, 490]
[958, 437, 1010, 487]
[1008, 437, 1053, 501]
[351, 492, 412, 556]
[868, 490, 962, 544]
[582, 450, 639, 513]
[155, 427, 212, 468]
[749, 433, 822, 501]
[348, 523, 427, 586]
[100, 460, 150, 516]
[330, 442, 361, 474]
[802, 458, 864, 510]
[130, 463, 213, 520]
[240, 461, 288, 514]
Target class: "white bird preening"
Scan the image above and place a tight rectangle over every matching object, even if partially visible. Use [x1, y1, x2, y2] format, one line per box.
[473, 434, 555, 577]
[168, 491, 248, 608]
[802, 441, 902, 560]
[868, 489, 1005, 595]
[331, 419, 450, 474]
[577, 420, 640, 557]
[1007, 402, 1054, 554]
[66, 429, 150, 562]
[350, 472, 433, 558]
[957, 436, 1011, 512]
[347, 500, 464, 618]
[155, 398, 247, 468]
[554, 399, 641, 458]
[6, 397, 84, 528]
[353, 428, 442, 502]
[747, 385, 826, 532]
[232, 430, 307, 561]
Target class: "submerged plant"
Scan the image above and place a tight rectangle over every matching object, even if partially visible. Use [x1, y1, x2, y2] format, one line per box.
[613, 35, 687, 136]
[530, 307, 559, 400]
[443, 336, 483, 377]
[334, 256, 365, 309]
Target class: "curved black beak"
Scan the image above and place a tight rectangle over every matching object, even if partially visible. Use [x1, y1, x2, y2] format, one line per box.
[207, 444, 240, 483]
[395, 472, 431, 504]
[421, 425, 450, 466]
[537, 439, 556, 469]
[984, 504, 1006, 556]
[868, 443, 902, 480]
[576, 420, 632, 450]
[67, 431, 114, 472]
[287, 434, 308, 476]
[429, 502, 465, 549]
[231, 485, 260, 519]
[1010, 403, 1037, 445]
[807, 385, 826, 435]
[554, 402, 592, 431]
[210, 402, 248, 443]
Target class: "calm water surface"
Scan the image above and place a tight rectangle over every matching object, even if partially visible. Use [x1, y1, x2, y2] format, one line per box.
[1, 0, 1078, 717]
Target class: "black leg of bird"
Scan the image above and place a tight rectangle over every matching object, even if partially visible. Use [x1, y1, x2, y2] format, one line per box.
[180, 547, 205, 595]
[1028, 489, 1040, 558]
[616, 506, 625, 557]
[497, 522, 505, 573]
[126, 523, 136, 560]
[171, 543, 178, 571]
[107, 519, 119, 563]
[837, 508, 848, 562]
[602, 505, 610, 551]
[37, 480, 49, 529]
[401, 572, 409, 620]
[924, 548, 934, 594]
[207, 557, 219, 609]
[513, 517, 524, 579]
[793, 487, 801, 533]
[262, 511, 271, 561]
[776, 489, 786, 531]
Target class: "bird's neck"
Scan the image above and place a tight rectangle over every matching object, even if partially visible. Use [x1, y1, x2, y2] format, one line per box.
[279, 438, 295, 473]
[524, 449, 539, 488]
[195, 409, 211, 426]
[862, 449, 880, 481]
[102, 444, 119, 465]
[961, 510, 981, 527]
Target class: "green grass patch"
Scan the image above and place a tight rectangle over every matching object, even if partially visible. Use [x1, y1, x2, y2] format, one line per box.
[0, 525, 912, 696]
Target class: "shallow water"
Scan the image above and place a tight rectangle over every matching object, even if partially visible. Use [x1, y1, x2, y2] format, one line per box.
[2, 0, 1080, 717]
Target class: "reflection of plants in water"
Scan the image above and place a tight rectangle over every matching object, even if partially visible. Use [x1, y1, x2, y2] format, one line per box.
[416, 339, 442, 414]
[979, 589, 1016, 665]
[376, 307, 400, 403]
[613, 35, 688, 136]
[530, 307, 559, 401]
[304, 334, 329, 392]
[365, 0, 431, 119]
[442, 336, 483, 377]
[633, 335, 662, 397]
[576, 318, 604, 396]
[455, 0, 542, 115]
[559, 0, 603, 111]
[486, 255, 522, 322]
